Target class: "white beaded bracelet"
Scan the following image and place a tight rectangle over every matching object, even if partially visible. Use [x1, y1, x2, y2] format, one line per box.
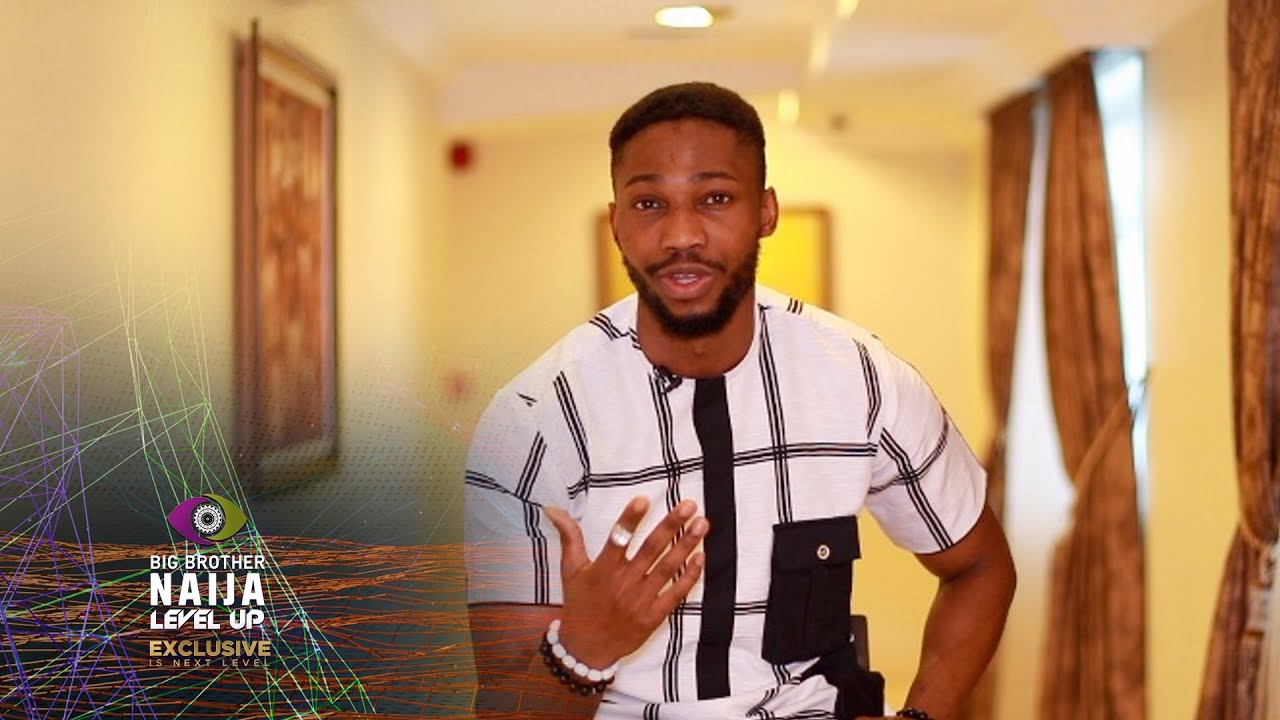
[541, 619, 619, 694]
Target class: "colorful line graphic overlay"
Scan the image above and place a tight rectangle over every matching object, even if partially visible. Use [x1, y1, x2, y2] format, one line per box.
[3, 537, 478, 718]
[0, 303, 477, 717]
[0, 307, 154, 717]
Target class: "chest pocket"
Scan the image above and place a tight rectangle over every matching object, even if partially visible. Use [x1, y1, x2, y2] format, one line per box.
[761, 514, 861, 665]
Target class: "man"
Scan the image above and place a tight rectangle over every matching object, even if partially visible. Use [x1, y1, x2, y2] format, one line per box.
[464, 82, 1015, 720]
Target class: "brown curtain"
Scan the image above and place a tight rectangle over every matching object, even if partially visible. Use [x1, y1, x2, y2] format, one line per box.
[1038, 52, 1147, 720]
[1196, 0, 1280, 716]
[955, 91, 1036, 720]
[984, 91, 1036, 523]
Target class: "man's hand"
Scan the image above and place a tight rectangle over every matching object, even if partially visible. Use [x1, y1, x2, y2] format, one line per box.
[544, 496, 707, 668]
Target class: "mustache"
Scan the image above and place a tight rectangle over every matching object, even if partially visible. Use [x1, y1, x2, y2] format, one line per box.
[644, 250, 727, 276]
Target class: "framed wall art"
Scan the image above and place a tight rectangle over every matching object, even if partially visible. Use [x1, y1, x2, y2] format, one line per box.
[234, 23, 338, 488]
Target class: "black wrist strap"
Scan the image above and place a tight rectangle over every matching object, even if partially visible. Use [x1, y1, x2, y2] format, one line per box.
[896, 708, 936, 720]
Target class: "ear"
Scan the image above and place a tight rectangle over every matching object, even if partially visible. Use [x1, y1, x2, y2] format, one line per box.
[759, 187, 779, 238]
[608, 201, 620, 247]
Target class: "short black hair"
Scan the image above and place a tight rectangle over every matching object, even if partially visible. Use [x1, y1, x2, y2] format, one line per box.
[609, 82, 766, 186]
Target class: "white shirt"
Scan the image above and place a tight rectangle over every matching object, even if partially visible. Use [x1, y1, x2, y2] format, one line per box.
[465, 287, 985, 719]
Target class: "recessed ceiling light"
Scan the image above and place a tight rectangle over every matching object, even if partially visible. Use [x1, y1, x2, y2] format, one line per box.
[655, 5, 715, 29]
[778, 90, 800, 126]
[808, 27, 831, 74]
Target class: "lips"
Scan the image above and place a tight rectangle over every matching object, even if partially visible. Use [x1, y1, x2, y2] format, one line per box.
[657, 264, 715, 300]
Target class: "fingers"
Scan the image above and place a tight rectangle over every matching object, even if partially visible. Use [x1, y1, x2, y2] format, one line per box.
[640, 516, 709, 598]
[626, 499, 697, 577]
[544, 506, 588, 578]
[652, 550, 704, 617]
[594, 496, 651, 566]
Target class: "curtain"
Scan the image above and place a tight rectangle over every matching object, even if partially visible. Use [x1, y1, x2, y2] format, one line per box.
[1196, 0, 1280, 717]
[955, 90, 1035, 720]
[1038, 52, 1146, 720]
[985, 91, 1036, 523]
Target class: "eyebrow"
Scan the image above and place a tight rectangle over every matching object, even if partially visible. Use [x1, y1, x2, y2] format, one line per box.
[623, 170, 739, 188]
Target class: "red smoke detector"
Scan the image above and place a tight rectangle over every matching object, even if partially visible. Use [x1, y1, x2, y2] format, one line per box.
[449, 140, 474, 171]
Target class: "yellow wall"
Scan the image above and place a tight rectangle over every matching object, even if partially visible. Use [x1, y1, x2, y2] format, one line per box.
[0, 1, 447, 537]
[2, 0, 1242, 709]
[1145, 1, 1238, 717]
[442, 116, 991, 703]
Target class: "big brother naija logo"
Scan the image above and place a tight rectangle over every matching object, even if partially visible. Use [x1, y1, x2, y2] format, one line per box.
[167, 493, 248, 545]
[146, 495, 272, 667]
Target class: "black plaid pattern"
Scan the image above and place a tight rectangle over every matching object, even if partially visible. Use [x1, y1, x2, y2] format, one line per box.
[566, 442, 877, 498]
[464, 287, 985, 718]
[758, 308, 796, 524]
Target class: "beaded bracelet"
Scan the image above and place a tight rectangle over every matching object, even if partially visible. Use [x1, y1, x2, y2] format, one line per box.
[896, 708, 936, 720]
[539, 619, 619, 696]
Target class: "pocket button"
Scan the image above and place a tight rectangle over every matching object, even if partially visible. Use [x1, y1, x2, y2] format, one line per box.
[816, 544, 831, 560]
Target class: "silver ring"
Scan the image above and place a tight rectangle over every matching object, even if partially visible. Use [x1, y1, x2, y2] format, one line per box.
[608, 523, 634, 548]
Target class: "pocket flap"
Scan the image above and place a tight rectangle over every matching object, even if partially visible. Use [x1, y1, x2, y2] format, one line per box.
[771, 514, 860, 570]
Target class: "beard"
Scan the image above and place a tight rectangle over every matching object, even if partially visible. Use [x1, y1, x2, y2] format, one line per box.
[623, 242, 760, 339]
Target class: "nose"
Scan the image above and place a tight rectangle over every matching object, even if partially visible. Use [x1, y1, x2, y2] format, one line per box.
[659, 206, 707, 252]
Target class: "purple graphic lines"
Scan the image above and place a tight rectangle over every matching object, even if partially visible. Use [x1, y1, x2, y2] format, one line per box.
[0, 308, 156, 719]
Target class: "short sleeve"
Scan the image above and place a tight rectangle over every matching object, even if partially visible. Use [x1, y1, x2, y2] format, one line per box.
[862, 341, 986, 554]
[464, 387, 570, 605]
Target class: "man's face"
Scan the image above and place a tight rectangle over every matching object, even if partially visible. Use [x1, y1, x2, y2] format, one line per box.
[609, 119, 777, 339]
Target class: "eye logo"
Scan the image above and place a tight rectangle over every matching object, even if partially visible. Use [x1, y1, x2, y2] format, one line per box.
[167, 494, 249, 545]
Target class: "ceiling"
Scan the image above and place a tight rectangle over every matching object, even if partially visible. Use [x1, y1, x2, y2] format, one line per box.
[354, 0, 1213, 141]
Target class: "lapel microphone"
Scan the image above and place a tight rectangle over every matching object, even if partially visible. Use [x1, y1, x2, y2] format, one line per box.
[654, 365, 684, 394]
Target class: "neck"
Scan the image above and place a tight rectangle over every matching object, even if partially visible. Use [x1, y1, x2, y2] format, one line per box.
[636, 289, 756, 378]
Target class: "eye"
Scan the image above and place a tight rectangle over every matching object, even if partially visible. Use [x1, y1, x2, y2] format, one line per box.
[703, 192, 732, 206]
[168, 493, 249, 545]
[632, 197, 663, 211]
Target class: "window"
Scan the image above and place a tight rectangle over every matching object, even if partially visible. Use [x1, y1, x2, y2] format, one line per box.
[1095, 49, 1149, 512]
[999, 51, 1147, 717]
